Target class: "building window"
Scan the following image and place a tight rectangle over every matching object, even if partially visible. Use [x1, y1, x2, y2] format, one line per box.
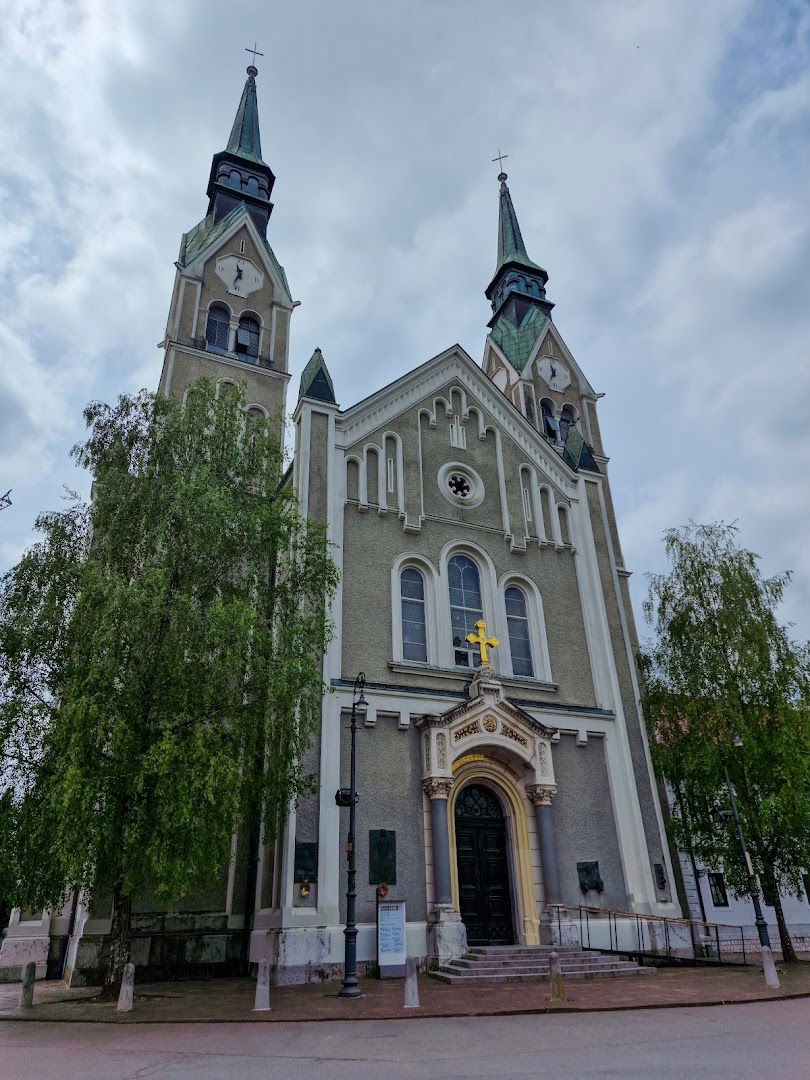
[400, 568, 428, 663]
[448, 554, 484, 667]
[707, 872, 729, 907]
[540, 399, 559, 443]
[205, 304, 230, 354]
[559, 404, 576, 444]
[505, 585, 533, 677]
[236, 315, 260, 362]
[438, 462, 485, 508]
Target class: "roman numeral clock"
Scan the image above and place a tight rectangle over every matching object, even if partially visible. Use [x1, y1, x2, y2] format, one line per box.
[215, 254, 264, 298]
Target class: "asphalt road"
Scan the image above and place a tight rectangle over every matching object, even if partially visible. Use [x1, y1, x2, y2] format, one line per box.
[1, 1000, 808, 1079]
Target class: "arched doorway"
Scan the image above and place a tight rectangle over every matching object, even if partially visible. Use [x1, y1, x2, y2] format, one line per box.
[454, 783, 514, 945]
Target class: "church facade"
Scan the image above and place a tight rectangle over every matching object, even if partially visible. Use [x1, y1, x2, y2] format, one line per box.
[1, 68, 680, 985]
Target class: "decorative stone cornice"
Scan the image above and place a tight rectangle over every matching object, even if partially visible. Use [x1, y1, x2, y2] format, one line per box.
[422, 777, 454, 800]
[526, 783, 557, 806]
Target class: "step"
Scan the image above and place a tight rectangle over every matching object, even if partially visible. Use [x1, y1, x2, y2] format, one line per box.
[430, 965, 654, 984]
[448, 958, 638, 973]
[467, 945, 582, 955]
[440, 960, 643, 977]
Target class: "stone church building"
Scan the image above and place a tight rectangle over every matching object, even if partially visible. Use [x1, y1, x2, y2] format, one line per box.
[2, 67, 680, 984]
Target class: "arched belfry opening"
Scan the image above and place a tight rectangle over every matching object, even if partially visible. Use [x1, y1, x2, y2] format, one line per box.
[454, 782, 514, 946]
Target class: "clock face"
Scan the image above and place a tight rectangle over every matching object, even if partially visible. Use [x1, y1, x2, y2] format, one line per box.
[537, 355, 571, 393]
[215, 254, 264, 298]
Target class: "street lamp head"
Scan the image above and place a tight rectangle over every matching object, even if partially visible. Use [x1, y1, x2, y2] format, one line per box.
[732, 732, 743, 748]
[356, 688, 368, 709]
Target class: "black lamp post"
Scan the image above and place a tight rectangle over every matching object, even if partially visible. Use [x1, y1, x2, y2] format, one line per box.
[720, 735, 771, 950]
[337, 672, 367, 998]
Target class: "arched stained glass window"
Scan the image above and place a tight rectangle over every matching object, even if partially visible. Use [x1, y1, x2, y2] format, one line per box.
[400, 567, 427, 662]
[505, 585, 533, 677]
[236, 315, 260, 361]
[205, 304, 230, 354]
[448, 554, 484, 667]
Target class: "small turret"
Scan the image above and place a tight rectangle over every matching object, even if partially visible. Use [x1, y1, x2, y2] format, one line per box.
[299, 348, 336, 404]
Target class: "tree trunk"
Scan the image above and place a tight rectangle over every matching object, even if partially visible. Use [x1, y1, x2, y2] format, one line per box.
[764, 871, 796, 962]
[101, 881, 132, 999]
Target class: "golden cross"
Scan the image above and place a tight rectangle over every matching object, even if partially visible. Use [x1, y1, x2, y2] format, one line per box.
[466, 619, 499, 665]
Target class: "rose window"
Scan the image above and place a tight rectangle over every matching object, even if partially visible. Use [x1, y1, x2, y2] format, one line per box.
[447, 473, 471, 499]
[438, 463, 484, 508]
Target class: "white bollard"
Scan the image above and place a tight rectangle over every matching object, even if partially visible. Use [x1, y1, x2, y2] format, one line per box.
[254, 957, 271, 1012]
[761, 946, 780, 989]
[116, 962, 135, 1012]
[19, 962, 35, 1008]
[549, 950, 566, 1002]
[403, 957, 421, 1009]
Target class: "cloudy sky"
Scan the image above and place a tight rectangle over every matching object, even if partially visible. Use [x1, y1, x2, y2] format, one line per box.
[2, 0, 809, 642]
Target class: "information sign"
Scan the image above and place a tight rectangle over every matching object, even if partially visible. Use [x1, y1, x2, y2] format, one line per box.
[377, 900, 407, 977]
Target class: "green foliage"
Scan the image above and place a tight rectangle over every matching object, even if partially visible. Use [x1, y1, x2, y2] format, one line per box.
[0, 379, 338, 919]
[640, 522, 810, 954]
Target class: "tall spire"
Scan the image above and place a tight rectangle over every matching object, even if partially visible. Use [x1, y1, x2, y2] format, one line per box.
[485, 172, 554, 373]
[226, 69, 264, 164]
[496, 177, 525, 266]
[491, 172, 547, 284]
[205, 64, 276, 235]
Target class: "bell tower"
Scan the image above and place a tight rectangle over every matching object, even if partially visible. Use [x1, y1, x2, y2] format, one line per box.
[158, 60, 296, 441]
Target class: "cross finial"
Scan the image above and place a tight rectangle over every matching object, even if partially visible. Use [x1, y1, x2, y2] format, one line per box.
[491, 147, 509, 179]
[466, 619, 499, 666]
[245, 42, 264, 74]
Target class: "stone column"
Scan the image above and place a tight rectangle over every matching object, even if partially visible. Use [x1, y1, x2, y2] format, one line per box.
[422, 777, 466, 964]
[527, 784, 561, 906]
[423, 778, 454, 905]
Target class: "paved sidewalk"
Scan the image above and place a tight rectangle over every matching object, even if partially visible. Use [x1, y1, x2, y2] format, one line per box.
[1, 960, 808, 1023]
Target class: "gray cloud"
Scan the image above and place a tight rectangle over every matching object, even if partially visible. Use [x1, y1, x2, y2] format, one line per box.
[2, 0, 809, 641]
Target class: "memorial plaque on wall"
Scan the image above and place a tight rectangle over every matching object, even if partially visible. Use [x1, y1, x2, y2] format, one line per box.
[577, 860, 604, 893]
[369, 829, 396, 884]
[294, 842, 318, 883]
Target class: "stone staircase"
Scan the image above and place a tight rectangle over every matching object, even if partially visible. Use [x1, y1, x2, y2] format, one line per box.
[431, 944, 655, 984]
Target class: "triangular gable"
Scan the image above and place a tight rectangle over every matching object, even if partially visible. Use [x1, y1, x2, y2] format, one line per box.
[181, 206, 293, 306]
[336, 345, 580, 496]
[524, 321, 599, 399]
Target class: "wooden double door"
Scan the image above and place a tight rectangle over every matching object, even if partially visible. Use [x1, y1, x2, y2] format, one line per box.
[454, 783, 515, 946]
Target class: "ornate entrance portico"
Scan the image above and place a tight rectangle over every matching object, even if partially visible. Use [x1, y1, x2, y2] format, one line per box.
[416, 660, 559, 963]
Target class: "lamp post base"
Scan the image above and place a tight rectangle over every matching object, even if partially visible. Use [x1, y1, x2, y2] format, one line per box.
[338, 982, 363, 998]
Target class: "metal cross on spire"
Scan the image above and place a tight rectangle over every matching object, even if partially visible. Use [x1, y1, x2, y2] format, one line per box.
[245, 42, 264, 71]
[491, 147, 509, 176]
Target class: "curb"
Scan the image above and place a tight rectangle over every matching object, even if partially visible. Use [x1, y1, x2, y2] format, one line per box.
[1, 988, 807, 1024]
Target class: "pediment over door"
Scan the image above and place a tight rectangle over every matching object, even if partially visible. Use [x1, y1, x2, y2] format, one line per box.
[416, 666, 557, 790]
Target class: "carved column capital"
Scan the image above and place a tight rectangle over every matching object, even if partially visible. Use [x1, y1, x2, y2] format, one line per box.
[526, 783, 557, 806]
[422, 777, 454, 800]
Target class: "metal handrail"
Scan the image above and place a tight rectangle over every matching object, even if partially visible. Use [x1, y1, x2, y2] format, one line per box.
[569, 906, 756, 967]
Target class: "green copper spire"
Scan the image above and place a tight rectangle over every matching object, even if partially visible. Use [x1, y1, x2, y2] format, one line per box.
[485, 172, 553, 372]
[206, 65, 276, 235]
[494, 173, 544, 276]
[226, 69, 265, 165]
[299, 348, 336, 404]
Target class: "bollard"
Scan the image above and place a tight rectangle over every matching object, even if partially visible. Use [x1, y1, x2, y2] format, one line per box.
[549, 950, 565, 1003]
[19, 962, 35, 1009]
[254, 957, 271, 1012]
[761, 946, 780, 990]
[116, 962, 135, 1012]
[403, 956, 421, 1009]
